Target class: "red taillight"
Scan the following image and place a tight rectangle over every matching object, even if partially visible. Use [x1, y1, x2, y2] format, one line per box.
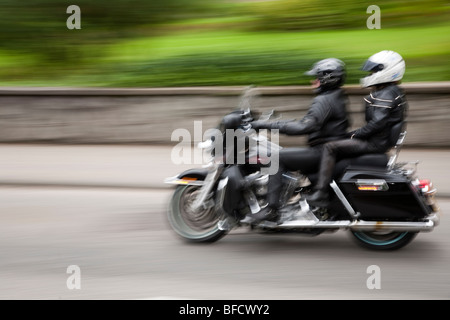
[417, 179, 439, 212]
[418, 179, 433, 193]
[357, 185, 384, 191]
[355, 179, 389, 191]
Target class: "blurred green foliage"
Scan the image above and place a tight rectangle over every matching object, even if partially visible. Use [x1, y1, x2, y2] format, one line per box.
[0, 0, 207, 61]
[245, 0, 450, 30]
[0, 0, 449, 86]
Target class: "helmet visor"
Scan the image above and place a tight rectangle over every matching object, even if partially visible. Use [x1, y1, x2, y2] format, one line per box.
[361, 60, 384, 72]
[305, 68, 317, 76]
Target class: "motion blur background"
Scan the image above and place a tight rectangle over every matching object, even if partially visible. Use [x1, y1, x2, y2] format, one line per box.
[0, 0, 449, 87]
[0, 0, 449, 146]
[1, 0, 450, 300]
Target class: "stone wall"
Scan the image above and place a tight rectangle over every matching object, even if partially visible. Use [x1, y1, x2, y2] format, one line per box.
[0, 83, 449, 147]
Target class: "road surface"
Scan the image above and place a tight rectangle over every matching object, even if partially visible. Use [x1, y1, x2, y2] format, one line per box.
[0, 145, 449, 300]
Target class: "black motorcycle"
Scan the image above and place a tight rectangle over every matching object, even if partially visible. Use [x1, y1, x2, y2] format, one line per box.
[165, 88, 440, 250]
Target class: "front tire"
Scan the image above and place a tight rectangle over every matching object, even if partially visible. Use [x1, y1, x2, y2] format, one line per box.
[350, 230, 417, 250]
[167, 184, 227, 243]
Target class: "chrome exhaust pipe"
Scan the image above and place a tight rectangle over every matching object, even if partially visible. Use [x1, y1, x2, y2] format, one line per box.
[350, 213, 439, 232]
[349, 220, 435, 232]
[277, 213, 439, 232]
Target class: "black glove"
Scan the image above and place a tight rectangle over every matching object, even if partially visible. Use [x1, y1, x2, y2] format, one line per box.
[252, 120, 288, 132]
[250, 120, 270, 130]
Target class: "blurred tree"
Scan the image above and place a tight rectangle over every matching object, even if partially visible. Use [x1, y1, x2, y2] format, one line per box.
[0, 0, 209, 63]
[244, 0, 450, 31]
[1, 0, 447, 63]
[0, 0, 448, 86]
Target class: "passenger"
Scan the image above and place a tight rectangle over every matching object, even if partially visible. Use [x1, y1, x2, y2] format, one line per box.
[306, 50, 408, 207]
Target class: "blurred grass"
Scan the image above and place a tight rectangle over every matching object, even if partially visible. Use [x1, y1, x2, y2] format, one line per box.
[0, 1, 449, 87]
[96, 23, 450, 86]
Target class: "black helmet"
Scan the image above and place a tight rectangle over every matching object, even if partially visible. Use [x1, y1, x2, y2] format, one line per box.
[305, 58, 346, 92]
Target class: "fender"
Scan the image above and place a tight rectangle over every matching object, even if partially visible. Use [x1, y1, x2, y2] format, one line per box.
[164, 168, 208, 186]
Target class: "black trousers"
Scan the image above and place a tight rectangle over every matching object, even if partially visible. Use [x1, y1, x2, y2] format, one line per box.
[266, 146, 324, 208]
[315, 138, 383, 191]
[224, 140, 387, 213]
[222, 146, 324, 213]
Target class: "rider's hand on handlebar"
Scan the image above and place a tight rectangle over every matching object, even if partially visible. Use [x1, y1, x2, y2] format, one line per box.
[250, 120, 268, 130]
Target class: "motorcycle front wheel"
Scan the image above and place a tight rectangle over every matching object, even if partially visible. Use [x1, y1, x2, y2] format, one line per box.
[167, 184, 228, 243]
[350, 230, 417, 250]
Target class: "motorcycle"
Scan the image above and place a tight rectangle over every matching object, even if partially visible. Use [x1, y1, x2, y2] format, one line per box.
[165, 87, 440, 250]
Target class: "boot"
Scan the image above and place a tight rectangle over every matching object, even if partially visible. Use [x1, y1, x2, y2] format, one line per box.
[304, 189, 329, 207]
[240, 206, 278, 225]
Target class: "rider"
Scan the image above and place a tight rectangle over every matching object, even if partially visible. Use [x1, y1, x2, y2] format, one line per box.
[306, 50, 408, 207]
[240, 58, 350, 224]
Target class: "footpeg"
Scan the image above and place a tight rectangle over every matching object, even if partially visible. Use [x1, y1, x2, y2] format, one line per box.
[278, 200, 319, 227]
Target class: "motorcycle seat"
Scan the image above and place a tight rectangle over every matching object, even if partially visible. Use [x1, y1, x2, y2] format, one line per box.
[337, 153, 388, 171]
[307, 153, 388, 184]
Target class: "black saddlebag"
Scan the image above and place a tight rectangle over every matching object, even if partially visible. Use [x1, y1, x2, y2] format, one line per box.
[338, 167, 432, 221]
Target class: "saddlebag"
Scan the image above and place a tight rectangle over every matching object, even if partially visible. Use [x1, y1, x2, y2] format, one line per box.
[338, 167, 432, 221]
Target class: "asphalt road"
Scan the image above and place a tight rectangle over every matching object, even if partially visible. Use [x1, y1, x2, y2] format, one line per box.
[0, 145, 449, 300]
[0, 186, 449, 300]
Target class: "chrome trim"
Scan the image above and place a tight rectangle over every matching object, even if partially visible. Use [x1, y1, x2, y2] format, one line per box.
[278, 220, 349, 228]
[277, 219, 436, 232]
[355, 179, 389, 191]
[330, 180, 360, 219]
[387, 131, 407, 170]
[164, 176, 204, 186]
[349, 220, 435, 232]
[215, 177, 228, 215]
[191, 165, 222, 212]
[426, 213, 440, 227]
[244, 189, 261, 214]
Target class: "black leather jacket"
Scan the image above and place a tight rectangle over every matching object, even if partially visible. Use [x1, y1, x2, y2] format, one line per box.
[351, 84, 407, 152]
[267, 88, 349, 146]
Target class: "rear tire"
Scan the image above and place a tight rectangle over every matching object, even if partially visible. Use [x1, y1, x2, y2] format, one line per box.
[167, 184, 227, 243]
[350, 230, 417, 250]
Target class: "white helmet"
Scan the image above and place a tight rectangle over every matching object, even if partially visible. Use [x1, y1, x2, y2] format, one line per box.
[360, 50, 405, 88]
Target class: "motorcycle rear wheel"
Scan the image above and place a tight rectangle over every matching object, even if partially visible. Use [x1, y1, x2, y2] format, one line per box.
[167, 184, 228, 243]
[350, 230, 417, 250]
